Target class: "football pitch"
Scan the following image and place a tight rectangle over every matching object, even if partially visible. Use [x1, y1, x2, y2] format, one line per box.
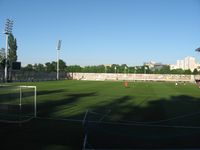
[1, 80, 200, 149]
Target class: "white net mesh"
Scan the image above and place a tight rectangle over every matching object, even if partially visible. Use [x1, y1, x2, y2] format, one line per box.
[0, 85, 36, 123]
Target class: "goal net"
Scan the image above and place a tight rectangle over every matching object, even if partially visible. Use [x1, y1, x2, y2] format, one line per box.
[0, 85, 36, 123]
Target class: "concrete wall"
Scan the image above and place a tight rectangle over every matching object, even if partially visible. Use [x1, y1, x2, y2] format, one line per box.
[70, 73, 196, 82]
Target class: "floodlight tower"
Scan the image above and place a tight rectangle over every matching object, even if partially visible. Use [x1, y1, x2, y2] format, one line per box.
[114, 66, 117, 73]
[144, 66, 147, 74]
[56, 40, 61, 80]
[134, 67, 137, 81]
[4, 19, 13, 82]
[124, 66, 127, 74]
[134, 67, 137, 74]
[195, 47, 200, 52]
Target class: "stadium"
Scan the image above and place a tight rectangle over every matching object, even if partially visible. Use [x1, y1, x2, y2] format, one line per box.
[1, 0, 200, 149]
[1, 74, 200, 149]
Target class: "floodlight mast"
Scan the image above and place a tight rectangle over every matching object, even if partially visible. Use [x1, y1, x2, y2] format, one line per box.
[195, 47, 200, 52]
[4, 19, 13, 82]
[56, 40, 61, 80]
[124, 66, 127, 74]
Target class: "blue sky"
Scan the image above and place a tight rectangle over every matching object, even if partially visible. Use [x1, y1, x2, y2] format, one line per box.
[0, 0, 200, 66]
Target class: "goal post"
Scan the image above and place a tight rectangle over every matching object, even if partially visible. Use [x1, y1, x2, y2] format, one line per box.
[0, 85, 37, 123]
[19, 86, 37, 118]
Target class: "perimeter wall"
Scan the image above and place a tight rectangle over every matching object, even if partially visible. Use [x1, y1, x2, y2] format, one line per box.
[70, 73, 200, 82]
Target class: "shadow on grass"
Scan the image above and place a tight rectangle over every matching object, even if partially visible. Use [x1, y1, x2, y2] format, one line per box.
[1, 92, 200, 149]
[0, 89, 65, 103]
[38, 92, 97, 117]
[0, 118, 83, 150]
[82, 95, 200, 149]
[0, 91, 97, 150]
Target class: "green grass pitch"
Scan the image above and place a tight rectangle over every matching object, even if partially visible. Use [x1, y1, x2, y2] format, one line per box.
[1, 80, 200, 149]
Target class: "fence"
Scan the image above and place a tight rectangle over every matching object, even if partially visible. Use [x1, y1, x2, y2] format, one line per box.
[0, 70, 68, 82]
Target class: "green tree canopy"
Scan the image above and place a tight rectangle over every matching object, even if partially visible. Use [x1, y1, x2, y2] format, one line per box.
[170, 69, 185, 74]
[45, 62, 55, 72]
[8, 33, 17, 63]
[23, 64, 34, 71]
[66, 65, 82, 72]
[59, 59, 66, 72]
[193, 68, 199, 75]
[21, 61, 200, 75]
[159, 65, 170, 74]
[184, 69, 192, 75]
[34, 63, 45, 72]
[0, 48, 5, 69]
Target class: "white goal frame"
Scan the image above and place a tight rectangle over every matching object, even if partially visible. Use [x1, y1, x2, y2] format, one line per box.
[0, 85, 37, 123]
[19, 86, 37, 118]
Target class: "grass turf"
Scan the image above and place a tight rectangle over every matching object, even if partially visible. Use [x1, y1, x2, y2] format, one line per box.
[1, 80, 200, 149]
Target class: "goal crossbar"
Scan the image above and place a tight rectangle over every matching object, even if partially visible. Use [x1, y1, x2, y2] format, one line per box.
[19, 85, 37, 118]
[0, 85, 37, 123]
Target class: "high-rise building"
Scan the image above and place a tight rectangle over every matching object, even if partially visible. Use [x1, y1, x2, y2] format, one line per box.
[170, 56, 199, 71]
[184, 56, 196, 71]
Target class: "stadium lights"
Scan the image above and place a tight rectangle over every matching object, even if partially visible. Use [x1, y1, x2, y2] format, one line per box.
[144, 66, 148, 74]
[124, 66, 128, 74]
[114, 66, 117, 73]
[56, 40, 62, 80]
[195, 47, 200, 52]
[4, 19, 13, 82]
[134, 67, 137, 74]
[134, 67, 137, 81]
[124, 66, 126, 74]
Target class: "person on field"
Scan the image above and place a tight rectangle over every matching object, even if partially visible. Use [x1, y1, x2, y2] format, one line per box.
[124, 81, 128, 88]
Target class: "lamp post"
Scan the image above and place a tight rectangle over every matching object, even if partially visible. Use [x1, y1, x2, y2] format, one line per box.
[144, 66, 147, 74]
[134, 67, 137, 74]
[124, 66, 127, 74]
[4, 19, 13, 82]
[56, 40, 61, 80]
[134, 67, 137, 81]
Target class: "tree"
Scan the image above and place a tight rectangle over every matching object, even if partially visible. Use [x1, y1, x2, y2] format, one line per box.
[8, 34, 17, 64]
[7, 34, 17, 80]
[120, 64, 128, 73]
[184, 69, 192, 75]
[134, 65, 151, 74]
[58, 59, 66, 72]
[128, 66, 135, 73]
[23, 64, 34, 71]
[193, 68, 199, 75]
[45, 60, 66, 72]
[45, 62, 55, 72]
[66, 65, 82, 72]
[0, 48, 5, 70]
[159, 65, 170, 74]
[34, 63, 45, 72]
[94, 65, 105, 73]
[0, 48, 5, 61]
[170, 69, 184, 74]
